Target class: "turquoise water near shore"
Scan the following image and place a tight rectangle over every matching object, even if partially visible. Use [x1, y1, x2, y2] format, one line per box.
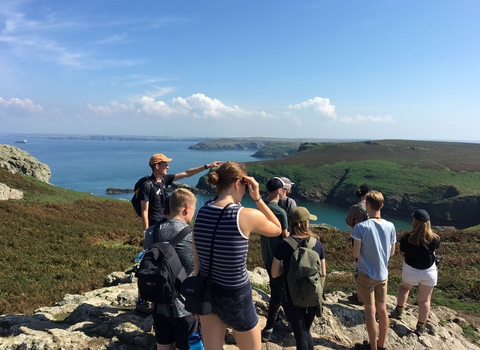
[0, 136, 411, 231]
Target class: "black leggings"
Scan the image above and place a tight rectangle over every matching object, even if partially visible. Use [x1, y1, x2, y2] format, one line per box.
[283, 302, 318, 350]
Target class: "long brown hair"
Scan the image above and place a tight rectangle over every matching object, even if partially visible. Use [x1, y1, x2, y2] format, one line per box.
[289, 221, 318, 239]
[407, 218, 440, 246]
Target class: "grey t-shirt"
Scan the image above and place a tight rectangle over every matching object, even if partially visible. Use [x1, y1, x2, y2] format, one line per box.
[144, 218, 194, 318]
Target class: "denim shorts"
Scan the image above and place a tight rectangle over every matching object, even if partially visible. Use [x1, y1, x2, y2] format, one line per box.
[212, 282, 258, 332]
[402, 261, 438, 287]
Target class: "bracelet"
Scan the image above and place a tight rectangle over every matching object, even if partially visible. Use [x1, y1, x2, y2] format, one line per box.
[253, 197, 262, 203]
[204, 164, 208, 170]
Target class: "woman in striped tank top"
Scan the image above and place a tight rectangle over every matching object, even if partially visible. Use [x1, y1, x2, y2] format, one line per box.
[193, 161, 282, 350]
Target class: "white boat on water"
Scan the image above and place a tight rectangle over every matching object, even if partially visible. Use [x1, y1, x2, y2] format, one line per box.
[15, 139, 27, 143]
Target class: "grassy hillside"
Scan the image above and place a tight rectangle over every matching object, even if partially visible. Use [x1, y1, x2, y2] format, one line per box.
[244, 140, 480, 227]
[0, 169, 141, 315]
[1, 166, 480, 321]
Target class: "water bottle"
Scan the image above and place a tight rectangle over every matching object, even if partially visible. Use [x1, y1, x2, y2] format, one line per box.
[188, 333, 204, 350]
[134, 250, 145, 263]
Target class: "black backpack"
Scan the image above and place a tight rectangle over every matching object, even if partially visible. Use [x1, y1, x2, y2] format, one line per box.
[135, 225, 192, 305]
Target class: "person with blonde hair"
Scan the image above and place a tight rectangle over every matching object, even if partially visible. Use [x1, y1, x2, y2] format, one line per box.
[192, 161, 282, 350]
[390, 209, 440, 335]
[351, 190, 396, 350]
[271, 207, 326, 350]
[143, 188, 198, 350]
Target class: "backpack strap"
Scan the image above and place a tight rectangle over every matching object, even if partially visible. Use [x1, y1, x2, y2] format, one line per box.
[169, 226, 193, 247]
[206, 203, 233, 279]
[284, 236, 298, 250]
[285, 236, 317, 250]
[153, 221, 192, 246]
[356, 203, 368, 220]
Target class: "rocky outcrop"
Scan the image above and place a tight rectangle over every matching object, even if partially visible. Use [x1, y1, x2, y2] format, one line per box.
[0, 183, 23, 200]
[0, 145, 51, 183]
[1, 267, 478, 350]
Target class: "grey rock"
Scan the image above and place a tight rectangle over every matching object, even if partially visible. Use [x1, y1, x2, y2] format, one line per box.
[0, 144, 51, 183]
[0, 183, 23, 200]
[0, 268, 479, 350]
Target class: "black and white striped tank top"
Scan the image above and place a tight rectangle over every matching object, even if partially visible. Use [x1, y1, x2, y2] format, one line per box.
[193, 203, 250, 289]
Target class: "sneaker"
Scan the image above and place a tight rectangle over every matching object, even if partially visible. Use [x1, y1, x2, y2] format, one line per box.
[354, 340, 370, 350]
[415, 324, 426, 335]
[273, 319, 293, 334]
[135, 299, 153, 315]
[261, 328, 283, 344]
[390, 307, 403, 320]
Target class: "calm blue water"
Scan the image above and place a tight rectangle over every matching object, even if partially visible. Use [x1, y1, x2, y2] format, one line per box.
[0, 135, 412, 230]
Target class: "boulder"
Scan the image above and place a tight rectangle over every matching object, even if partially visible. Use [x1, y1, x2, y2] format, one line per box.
[0, 183, 23, 200]
[0, 144, 51, 183]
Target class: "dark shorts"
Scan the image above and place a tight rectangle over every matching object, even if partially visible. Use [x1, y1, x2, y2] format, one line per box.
[152, 312, 198, 350]
[212, 282, 258, 332]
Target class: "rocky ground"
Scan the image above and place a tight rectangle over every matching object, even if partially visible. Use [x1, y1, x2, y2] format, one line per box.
[0, 268, 479, 350]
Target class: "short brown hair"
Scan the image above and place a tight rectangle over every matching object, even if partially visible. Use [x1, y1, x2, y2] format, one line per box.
[365, 190, 384, 211]
[169, 188, 196, 214]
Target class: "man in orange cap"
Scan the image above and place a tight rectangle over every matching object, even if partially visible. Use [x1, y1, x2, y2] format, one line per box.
[139, 153, 221, 231]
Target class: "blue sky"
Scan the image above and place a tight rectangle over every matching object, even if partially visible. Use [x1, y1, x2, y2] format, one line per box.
[1, 0, 479, 141]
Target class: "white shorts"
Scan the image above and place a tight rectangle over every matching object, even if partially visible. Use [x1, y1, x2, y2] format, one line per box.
[402, 261, 438, 287]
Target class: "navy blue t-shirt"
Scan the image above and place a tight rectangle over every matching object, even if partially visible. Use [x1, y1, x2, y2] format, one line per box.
[139, 173, 175, 225]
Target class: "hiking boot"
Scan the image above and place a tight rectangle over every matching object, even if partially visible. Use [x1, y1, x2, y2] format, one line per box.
[261, 328, 283, 344]
[273, 319, 293, 334]
[135, 299, 153, 316]
[415, 324, 426, 335]
[390, 307, 403, 320]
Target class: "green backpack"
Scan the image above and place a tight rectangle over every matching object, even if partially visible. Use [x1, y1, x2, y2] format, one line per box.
[285, 236, 324, 312]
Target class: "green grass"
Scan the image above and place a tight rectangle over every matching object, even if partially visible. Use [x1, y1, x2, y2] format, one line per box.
[1, 163, 480, 318]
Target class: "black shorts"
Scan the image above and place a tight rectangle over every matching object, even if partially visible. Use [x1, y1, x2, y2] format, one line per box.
[152, 312, 198, 350]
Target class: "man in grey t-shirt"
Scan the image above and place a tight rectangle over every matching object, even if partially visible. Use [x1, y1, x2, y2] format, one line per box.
[144, 188, 198, 350]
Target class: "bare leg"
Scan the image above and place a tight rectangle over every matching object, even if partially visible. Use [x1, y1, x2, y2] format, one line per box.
[232, 322, 262, 350]
[376, 302, 389, 349]
[199, 314, 227, 350]
[364, 303, 378, 350]
[396, 281, 413, 307]
[417, 284, 434, 324]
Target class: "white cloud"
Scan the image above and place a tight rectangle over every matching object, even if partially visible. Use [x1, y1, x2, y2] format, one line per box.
[340, 114, 395, 124]
[0, 96, 43, 112]
[88, 93, 273, 120]
[288, 97, 337, 119]
[87, 101, 133, 116]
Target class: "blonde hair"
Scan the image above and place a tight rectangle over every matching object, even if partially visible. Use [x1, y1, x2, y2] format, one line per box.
[408, 218, 440, 246]
[208, 161, 247, 194]
[365, 190, 384, 211]
[169, 188, 196, 213]
[288, 220, 317, 239]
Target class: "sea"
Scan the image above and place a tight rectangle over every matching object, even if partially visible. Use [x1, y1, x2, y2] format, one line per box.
[0, 135, 412, 231]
